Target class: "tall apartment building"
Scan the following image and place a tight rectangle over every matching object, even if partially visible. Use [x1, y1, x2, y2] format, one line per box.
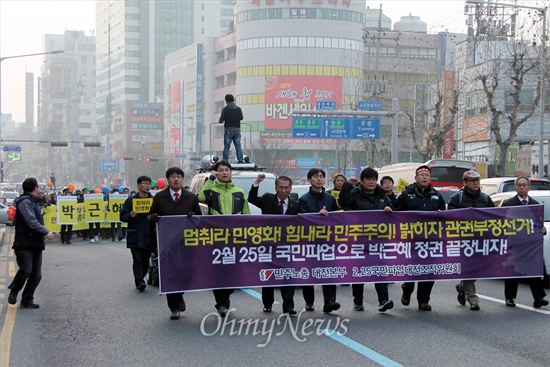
[39, 31, 96, 183]
[95, 0, 236, 184]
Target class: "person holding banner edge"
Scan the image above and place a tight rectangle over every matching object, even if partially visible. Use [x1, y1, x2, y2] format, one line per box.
[149, 167, 202, 320]
[120, 175, 154, 293]
[248, 173, 300, 316]
[501, 176, 548, 309]
[396, 165, 446, 311]
[198, 160, 251, 317]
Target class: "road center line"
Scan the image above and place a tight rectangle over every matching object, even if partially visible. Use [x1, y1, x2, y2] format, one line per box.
[322, 329, 404, 367]
[477, 294, 550, 314]
[240, 288, 401, 365]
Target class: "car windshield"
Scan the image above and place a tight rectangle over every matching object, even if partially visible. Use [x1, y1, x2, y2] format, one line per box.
[501, 180, 550, 192]
[2, 192, 18, 199]
[231, 177, 277, 197]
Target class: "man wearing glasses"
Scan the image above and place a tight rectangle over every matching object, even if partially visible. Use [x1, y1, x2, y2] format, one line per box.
[120, 175, 154, 293]
[501, 176, 549, 308]
[447, 170, 495, 311]
[149, 167, 202, 320]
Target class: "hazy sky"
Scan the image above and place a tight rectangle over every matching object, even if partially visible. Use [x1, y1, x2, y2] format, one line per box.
[0, 0, 474, 123]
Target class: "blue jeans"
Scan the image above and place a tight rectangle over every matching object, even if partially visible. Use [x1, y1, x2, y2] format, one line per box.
[223, 130, 244, 162]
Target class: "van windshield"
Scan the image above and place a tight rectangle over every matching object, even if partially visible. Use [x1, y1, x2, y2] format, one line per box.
[231, 177, 277, 197]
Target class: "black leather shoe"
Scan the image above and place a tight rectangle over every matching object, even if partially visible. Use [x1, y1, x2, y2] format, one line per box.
[533, 299, 549, 308]
[418, 303, 432, 311]
[170, 310, 180, 320]
[305, 303, 314, 311]
[8, 292, 17, 305]
[138, 281, 146, 292]
[263, 306, 272, 313]
[505, 298, 516, 307]
[284, 309, 297, 316]
[323, 301, 341, 313]
[20, 302, 39, 309]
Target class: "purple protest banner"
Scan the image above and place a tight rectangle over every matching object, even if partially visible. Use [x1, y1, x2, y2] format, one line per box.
[156, 205, 544, 293]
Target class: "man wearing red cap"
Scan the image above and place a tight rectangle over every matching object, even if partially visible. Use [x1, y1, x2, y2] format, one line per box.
[447, 170, 494, 311]
[396, 165, 446, 311]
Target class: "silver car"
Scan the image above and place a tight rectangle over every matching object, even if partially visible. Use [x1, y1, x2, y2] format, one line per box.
[1, 191, 19, 206]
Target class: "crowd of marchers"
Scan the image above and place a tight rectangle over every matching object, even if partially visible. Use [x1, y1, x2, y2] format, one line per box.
[6, 162, 548, 320]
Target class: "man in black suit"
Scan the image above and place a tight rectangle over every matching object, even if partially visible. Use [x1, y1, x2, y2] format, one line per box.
[248, 173, 300, 315]
[501, 176, 548, 308]
[149, 167, 202, 320]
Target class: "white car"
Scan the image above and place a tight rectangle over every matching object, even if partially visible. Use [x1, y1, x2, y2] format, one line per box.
[491, 190, 550, 287]
[1, 191, 19, 206]
[481, 177, 550, 195]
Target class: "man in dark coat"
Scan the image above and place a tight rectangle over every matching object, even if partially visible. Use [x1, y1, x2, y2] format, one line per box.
[339, 167, 395, 313]
[298, 168, 340, 313]
[149, 167, 202, 320]
[447, 170, 494, 311]
[120, 175, 154, 292]
[501, 176, 548, 309]
[8, 178, 56, 308]
[396, 165, 446, 311]
[248, 173, 300, 315]
[219, 93, 244, 162]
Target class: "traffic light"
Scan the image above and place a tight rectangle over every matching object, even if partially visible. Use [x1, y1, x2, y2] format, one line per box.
[145, 158, 159, 162]
[120, 156, 134, 161]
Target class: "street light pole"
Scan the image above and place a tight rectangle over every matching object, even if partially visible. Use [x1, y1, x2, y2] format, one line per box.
[0, 49, 64, 182]
[538, 10, 547, 179]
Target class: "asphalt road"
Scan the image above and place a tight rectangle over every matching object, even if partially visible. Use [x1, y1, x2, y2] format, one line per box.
[1, 226, 549, 367]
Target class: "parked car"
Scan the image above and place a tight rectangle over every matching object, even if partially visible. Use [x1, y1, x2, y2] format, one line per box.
[0, 203, 14, 226]
[435, 186, 461, 207]
[491, 190, 550, 288]
[289, 184, 311, 201]
[1, 191, 19, 206]
[480, 177, 550, 195]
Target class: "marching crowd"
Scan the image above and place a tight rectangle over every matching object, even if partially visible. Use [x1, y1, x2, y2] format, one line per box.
[5, 162, 549, 320]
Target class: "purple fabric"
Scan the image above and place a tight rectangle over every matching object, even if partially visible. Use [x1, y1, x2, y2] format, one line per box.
[156, 205, 544, 293]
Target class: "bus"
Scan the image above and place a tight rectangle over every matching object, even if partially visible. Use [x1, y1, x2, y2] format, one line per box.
[377, 159, 478, 190]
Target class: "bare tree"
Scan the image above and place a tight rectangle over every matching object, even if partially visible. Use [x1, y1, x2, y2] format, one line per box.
[403, 89, 459, 161]
[250, 139, 294, 177]
[477, 43, 541, 177]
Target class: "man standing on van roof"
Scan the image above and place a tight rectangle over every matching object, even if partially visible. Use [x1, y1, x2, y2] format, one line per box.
[447, 170, 495, 311]
[219, 94, 244, 163]
[396, 165, 446, 311]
